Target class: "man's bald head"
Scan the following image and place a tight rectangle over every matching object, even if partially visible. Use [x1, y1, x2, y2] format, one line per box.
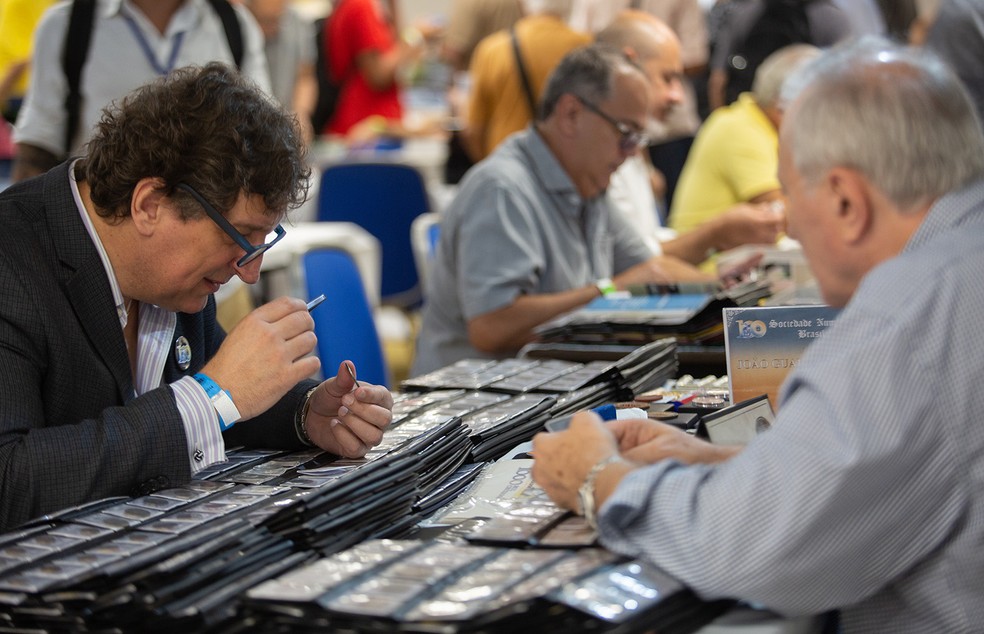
[596, 11, 685, 121]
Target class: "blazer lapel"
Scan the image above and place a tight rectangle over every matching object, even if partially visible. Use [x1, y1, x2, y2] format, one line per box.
[45, 163, 136, 402]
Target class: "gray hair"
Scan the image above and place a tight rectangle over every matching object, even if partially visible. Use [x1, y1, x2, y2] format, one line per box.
[782, 37, 984, 212]
[752, 44, 821, 109]
[539, 44, 637, 120]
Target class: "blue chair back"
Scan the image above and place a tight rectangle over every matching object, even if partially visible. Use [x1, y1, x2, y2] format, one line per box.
[317, 163, 430, 308]
[302, 248, 389, 387]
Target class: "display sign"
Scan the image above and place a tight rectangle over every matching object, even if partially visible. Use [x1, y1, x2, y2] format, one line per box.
[724, 305, 840, 408]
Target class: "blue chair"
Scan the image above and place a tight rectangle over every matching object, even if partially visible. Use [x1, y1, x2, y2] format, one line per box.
[302, 248, 389, 387]
[317, 163, 430, 308]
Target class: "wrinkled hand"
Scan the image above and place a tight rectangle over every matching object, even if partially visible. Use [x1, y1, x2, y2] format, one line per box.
[714, 202, 785, 252]
[531, 412, 619, 511]
[303, 361, 394, 458]
[202, 297, 319, 420]
[608, 418, 742, 465]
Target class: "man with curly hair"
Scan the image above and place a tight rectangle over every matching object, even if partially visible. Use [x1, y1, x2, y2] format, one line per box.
[0, 63, 393, 531]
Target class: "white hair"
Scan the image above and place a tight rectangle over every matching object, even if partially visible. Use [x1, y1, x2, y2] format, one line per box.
[752, 44, 821, 109]
[783, 37, 984, 212]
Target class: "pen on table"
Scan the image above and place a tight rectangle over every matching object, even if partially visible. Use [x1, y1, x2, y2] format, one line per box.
[306, 294, 327, 312]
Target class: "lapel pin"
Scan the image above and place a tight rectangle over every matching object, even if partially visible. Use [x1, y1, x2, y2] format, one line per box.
[174, 336, 192, 370]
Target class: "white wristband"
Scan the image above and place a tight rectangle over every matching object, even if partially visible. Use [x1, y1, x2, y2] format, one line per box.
[192, 373, 241, 431]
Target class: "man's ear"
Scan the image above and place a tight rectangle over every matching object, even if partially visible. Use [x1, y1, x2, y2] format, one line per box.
[129, 177, 168, 237]
[826, 167, 872, 246]
[553, 92, 583, 137]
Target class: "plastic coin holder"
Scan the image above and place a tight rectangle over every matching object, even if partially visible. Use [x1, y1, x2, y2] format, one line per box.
[182, 480, 235, 493]
[138, 518, 201, 535]
[112, 530, 170, 547]
[127, 495, 187, 512]
[51, 550, 124, 569]
[16, 533, 84, 553]
[225, 472, 279, 485]
[152, 487, 213, 503]
[0, 543, 48, 563]
[74, 512, 139, 531]
[48, 523, 115, 540]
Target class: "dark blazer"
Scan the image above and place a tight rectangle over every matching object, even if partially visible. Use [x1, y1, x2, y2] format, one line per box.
[0, 163, 314, 530]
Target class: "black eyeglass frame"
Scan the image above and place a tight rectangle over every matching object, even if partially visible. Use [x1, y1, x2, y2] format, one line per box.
[575, 95, 652, 152]
[176, 183, 286, 267]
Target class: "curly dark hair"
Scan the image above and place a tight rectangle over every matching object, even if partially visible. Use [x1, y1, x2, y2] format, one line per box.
[77, 62, 310, 221]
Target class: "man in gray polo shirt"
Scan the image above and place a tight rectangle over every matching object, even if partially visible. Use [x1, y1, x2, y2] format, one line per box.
[412, 44, 709, 375]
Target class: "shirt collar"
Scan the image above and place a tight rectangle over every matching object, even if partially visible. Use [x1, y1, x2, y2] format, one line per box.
[905, 178, 984, 253]
[104, 0, 202, 37]
[69, 161, 129, 329]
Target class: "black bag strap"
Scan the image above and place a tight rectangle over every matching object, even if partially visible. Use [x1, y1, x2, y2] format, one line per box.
[206, 0, 244, 70]
[63, 0, 96, 156]
[61, 0, 243, 155]
[510, 26, 537, 117]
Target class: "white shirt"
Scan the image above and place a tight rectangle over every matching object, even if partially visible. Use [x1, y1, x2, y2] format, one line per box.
[15, 0, 271, 156]
[608, 153, 666, 255]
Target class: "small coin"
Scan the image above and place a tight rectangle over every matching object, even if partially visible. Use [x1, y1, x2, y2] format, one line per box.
[634, 391, 666, 403]
[648, 411, 678, 420]
[614, 401, 650, 410]
[692, 395, 726, 406]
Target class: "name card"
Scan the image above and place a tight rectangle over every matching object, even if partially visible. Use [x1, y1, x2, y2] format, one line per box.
[724, 305, 840, 409]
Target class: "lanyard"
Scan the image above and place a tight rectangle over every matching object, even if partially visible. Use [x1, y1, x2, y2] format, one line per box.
[122, 13, 186, 76]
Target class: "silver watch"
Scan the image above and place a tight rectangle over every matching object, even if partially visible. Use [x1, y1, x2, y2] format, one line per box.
[578, 454, 622, 529]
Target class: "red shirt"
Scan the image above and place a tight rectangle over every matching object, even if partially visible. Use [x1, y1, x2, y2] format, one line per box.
[323, 0, 403, 135]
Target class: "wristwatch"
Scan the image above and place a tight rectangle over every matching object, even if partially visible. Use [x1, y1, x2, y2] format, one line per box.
[578, 454, 622, 529]
[192, 373, 241, 431]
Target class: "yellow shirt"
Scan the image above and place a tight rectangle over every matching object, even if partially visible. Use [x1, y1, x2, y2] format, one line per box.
[466, 14, 591, 160]
[0, 0, 56, 99]
[670, 93, 780, 233]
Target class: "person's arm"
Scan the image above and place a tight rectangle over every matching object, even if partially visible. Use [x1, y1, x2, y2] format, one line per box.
[11, 6, 72, 181]
[459, 34, 495, 162]
[355, 40, 421, 91]
[233, 2, 273, 95]
[12, 142, 59, 182]
[661, 201, 784, 265]
[467, 283, 606, 353]
[0, 59, 29, 106]
[292, 60, 318, 143]
[707, 68, 728, 111]
[467, 252, 711, 354]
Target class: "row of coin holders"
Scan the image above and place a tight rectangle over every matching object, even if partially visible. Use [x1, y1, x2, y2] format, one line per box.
[403, 357, 613, 393]
[0, 478, 307, 595]
[248, 538, 652, 624]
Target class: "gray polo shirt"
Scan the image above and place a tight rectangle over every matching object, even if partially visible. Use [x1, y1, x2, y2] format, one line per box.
[412, 127, 654, 375]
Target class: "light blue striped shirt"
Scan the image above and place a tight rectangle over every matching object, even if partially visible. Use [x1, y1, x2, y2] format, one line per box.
[599, 180, 984, 632]
[70, 166, 226, 473]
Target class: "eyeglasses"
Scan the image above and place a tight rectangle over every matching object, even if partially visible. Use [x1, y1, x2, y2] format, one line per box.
[576, 95, 651, 152]
[176, 183, 286, 267]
